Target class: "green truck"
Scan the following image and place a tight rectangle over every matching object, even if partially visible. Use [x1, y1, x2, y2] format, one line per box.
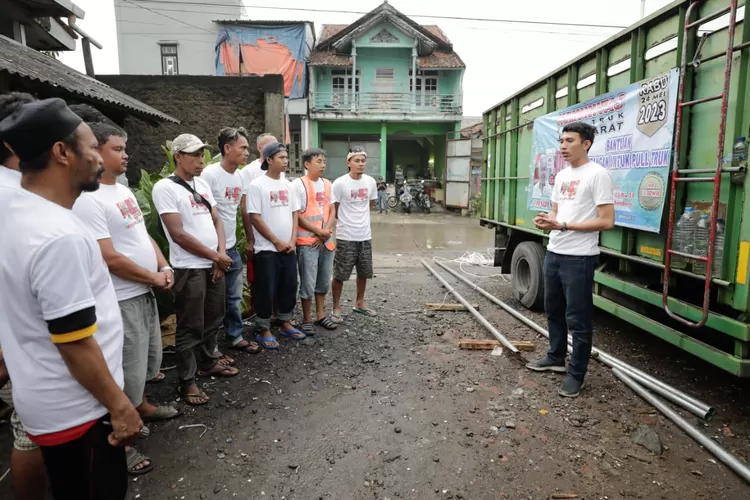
[480, 0, 750, 376]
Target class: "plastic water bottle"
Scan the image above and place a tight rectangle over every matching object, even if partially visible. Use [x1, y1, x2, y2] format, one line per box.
[673, 207, 694, 269]
[732, 137, 747, 168]
[693, 214, 710, 274]
[713, 218, 725, 279]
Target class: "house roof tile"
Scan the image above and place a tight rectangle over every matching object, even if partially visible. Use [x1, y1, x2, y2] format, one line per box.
[0, 35, 178, 123]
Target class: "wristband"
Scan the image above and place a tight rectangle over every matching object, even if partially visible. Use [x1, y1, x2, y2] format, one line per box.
[160, 266, 174, 273]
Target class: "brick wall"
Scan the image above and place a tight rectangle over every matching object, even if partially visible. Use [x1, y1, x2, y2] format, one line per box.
[97, 75, 284, 183]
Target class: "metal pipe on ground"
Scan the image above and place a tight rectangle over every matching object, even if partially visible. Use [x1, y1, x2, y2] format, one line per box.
[612, 368, 750, 485]
[433, 260, 715, 422]
[421, 259, 519, 354]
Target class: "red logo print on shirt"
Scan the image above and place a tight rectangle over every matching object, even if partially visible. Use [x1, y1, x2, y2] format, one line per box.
[315, 191, 326, 208]
[117, 198, 143, 222]
[225, 186, 242, 202]
[269, 189, 289, 208]
[350, 188, 369, 201]
[189, 193, 211, 212]
[559, 180, 580, 201]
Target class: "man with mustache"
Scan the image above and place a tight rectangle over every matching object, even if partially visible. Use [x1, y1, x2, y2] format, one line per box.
[528, 122, 614, 398]
[152, 134, 236, 406]
[73, 121, 180, 476]
[0, 98, 142, 499]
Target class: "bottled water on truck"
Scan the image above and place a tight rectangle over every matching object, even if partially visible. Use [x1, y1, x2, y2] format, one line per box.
[713, 218, 725, 279]
[673, 207, 695, 269]
[693, 214, 710, 275]
[733, 137, 747, 168]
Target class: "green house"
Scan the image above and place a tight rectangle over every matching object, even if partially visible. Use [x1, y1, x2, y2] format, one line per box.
[308, 1, 465, 183]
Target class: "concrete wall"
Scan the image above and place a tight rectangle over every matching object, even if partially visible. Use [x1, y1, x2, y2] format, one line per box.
[97, 74, 284, 182]
[114, 0, 243, 75]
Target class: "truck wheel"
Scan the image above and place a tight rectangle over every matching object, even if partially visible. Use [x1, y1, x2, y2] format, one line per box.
[510, 241, 546, 310]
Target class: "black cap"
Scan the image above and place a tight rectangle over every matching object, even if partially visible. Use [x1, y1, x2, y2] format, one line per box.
[261, 141, 287, 171]
[0, 98, 83, 161]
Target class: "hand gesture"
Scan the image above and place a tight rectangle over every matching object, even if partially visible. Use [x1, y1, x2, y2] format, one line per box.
[274, 240, 292, 253]
[211, 263, 225, 283]
[215, 252, 233, 271]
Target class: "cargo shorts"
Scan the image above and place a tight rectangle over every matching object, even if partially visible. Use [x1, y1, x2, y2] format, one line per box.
[333, 239, 373, 282]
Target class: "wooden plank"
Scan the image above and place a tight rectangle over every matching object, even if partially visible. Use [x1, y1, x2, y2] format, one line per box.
[458, 339, 535, 351]
[425, 303, 479, 311]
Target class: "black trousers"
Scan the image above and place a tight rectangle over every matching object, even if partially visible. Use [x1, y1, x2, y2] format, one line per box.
[253, 251, 298, 330]
[39, 415, 127, 500]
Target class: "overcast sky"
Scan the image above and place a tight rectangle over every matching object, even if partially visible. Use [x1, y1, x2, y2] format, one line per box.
[59, 0, 675, 117]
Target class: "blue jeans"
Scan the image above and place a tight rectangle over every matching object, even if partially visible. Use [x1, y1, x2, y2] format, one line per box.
[297, 245, 334, 300]
[544, 251, 598, 381]
[377, 190, 388, 212]
[224, 247, 244, 345]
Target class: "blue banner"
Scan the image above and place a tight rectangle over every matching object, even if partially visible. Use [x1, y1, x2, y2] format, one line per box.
[528, 68, 680, 233]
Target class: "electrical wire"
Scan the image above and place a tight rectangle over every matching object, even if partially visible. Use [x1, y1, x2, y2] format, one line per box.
[432, 249, 510, 281]
[118, 1, 629, 29]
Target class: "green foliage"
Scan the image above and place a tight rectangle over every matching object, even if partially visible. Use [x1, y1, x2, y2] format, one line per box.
[469, 192, 482, 217]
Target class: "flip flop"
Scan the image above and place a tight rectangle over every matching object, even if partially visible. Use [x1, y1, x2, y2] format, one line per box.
[231, 338, 262, 354]
[315, 317, 338, 331]
[256, 334, 279, 350]
[353, 307, 377, 317]
[330, 313, 344, 324]
[300, 322, 315, 336]
[126, 448, 154, 476]
[216, 353, 236, 366]
[147, 372, 166, 383]
[279, 328, 306, 340]
[177, 385, 209, 406]
[141, 405, 181, 423]
[198, 363, 239, 378]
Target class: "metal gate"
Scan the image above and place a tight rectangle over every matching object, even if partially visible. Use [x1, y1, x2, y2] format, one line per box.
[445, 133, 471, 208]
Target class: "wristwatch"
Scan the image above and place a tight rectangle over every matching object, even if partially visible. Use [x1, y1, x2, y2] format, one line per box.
[561, 222, 568, 232]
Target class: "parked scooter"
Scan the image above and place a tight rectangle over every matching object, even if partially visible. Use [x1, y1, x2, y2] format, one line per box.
[413, 180, 431, 213]
[399, 182, 413, 214]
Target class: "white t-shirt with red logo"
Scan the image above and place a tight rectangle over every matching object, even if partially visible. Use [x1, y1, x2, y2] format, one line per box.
[291, 177, 326, 214]
[200, 163, 245, 249]
[73, 183, 158, 301]
[152, 176, 218, 269]
[548, 162, 614, 256]
[331, 173, 378, 242]
[246, 175, 300, 253]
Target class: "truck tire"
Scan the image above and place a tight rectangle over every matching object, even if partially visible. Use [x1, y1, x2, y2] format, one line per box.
[510, 241, 546, 310]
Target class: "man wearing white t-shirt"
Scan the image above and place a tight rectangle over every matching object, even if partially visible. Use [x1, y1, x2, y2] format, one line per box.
[0, 92, 48, 500]
[73, 122, 181, 475]
[330, 146, 379, 323]
[528, 122, 615, 398]
[0, 98, 142, 499]
[246, 142, 304, 349]
[152, 134, 238, 406]
[201, 127, 261, 354]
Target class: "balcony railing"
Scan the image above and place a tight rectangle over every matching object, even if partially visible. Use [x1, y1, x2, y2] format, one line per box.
[311, 92, 462, 115]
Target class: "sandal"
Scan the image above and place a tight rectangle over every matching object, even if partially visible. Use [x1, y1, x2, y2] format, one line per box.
[255, 334, 279, 350]
[231, 338, 261, 354]
[353, 307, 377, 317]
[315, 317, 338, 331]
[330, 313, 344, 324]
[300, 322, 315, 336]
[141, 405, 181, 423]
[279, 328, 306, 340]
[177, 385, 209, 406]
[198, 362, 239, 378]
[147, 372, 165, 383]
[216, 352, 235, 366]
[126, 448, 154, 476]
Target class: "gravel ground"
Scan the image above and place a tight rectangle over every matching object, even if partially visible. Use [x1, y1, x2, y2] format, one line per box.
[1, 213, 749, 499]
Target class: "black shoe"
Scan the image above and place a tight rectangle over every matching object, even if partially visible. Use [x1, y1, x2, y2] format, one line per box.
[558, 375, 585, 398]
[525, 357, 566, 373]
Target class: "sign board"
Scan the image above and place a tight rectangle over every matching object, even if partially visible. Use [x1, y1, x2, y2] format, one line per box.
[527, 67, 680, 233]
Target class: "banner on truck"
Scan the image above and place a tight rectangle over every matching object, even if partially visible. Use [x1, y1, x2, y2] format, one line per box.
[527, 67, 679, 233]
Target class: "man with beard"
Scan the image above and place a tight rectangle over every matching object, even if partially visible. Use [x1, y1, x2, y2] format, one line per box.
[73, 122, 181, 476]
[152, 134, 237, 406]
[0, 98, 142, 499]
[0, 92, 48, 500]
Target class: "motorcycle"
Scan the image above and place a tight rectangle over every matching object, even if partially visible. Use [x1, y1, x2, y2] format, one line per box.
[413, 180, 431, 213]
[399, 185, 413, 214]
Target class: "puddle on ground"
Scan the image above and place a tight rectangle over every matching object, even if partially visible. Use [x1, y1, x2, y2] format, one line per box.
[371, 214, 493, 253]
